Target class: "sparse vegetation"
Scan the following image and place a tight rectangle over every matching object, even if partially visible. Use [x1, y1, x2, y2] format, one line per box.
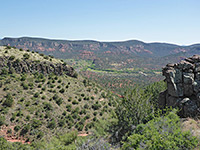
[0, 46, 198, 149]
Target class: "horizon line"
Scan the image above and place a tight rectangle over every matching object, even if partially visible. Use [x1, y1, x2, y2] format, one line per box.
[1, 36, 199, 46]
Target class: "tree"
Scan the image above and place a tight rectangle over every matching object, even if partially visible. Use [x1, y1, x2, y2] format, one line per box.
[111, 87, 153, 143]
[144, 81, 166, 108]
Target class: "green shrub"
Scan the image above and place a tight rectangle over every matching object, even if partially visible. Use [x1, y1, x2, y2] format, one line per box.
[41, 95, 46, 100]
[58, 131, 78, 146]
[66, 104, 72, 112]
[28, 83, 34, 88]
[14, 125, 20, 132]
[122, 110, 198, 150]
[72, 100, 78, 105]
[43, 102, 53, 111]
[37, 131, 44, 139]
[23, 53, 30, 59]
[84, 104, 89, 109]
[59, 88, 65, 93]
[21, 82, 28, 90]
[20, 124, 30, 135]
[31, 119, 42, 129]
[58, 119, 65, 127]
[53, 94, 59, 100]
[6, 46, 12, 49]
[26, 115, 30, 121]
[3, 94, 14, 107]
[1, 69, 8, 75]
[58, 79, 62, 83]
[92, 104, 101, 110]
[56, 98, 63, 105]
[0, 116, 5, 126]
[9, 55, 15, 61]
[20, 74, 27, 81]
[34, 92, 40, 98]
[101, 92, 106, 98]
[48, 119, 56, 129]
[43, 56, 49, 60]
[93, 112, 97, 116]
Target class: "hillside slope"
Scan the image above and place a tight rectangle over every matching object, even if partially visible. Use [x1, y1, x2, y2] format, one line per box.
[0, 46, 115, 143]
[1, 37, 199, 94]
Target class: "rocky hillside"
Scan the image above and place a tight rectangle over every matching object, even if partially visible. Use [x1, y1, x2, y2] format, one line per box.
[0, 46, 77, 78]
[0, 46, 115, 143]
[159, 55, 200, 118]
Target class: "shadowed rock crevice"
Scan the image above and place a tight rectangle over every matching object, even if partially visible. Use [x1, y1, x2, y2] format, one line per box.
[0, 56, 77, 78]
[159, 55, 200, 117]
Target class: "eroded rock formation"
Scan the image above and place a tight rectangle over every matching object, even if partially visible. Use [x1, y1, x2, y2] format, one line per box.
[0, 56, 77, 78]
[159, 55, 200, 117]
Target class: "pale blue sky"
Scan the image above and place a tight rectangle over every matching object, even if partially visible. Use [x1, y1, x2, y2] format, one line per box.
[1, 0, 200, 45]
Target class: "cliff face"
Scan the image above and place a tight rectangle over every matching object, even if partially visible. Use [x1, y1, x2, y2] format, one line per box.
[0, 56, 77, 78]
[159, 55, 200, 117]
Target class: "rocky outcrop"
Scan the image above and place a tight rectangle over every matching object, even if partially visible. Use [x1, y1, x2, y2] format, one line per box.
[0, 56, 77, 78]
[159, 55, 200, 117]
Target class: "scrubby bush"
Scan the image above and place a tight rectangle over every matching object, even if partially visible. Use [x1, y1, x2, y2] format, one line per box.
[23, 53, 30, 59]
[31, 119, 42, 129]
[58, 119, 65, 127]
[0, 116, 5, 126]
[92, 104, 101, 110]
[48, 119, 56, 129]
[59, 88, 65, 93]
[72, 100, 79, 105]
[122, 110, 198, 150]
[84, 104, 89, 109]
[6, 46, 12, 49]
[37, 131, 44, 139]
[52, 94, 59, 100]
[20, 124, 30, 135]
[9, 55, 15, 60]
[3, 94, 14, 107]
[34, 92, 40, 98]
[41, 95, 46, 100]
[14, 125, 20, 132]
[43, 102, 53, 111]
[21, 82, 28, 90]
[1, 69, 8, 75]
[56, 98, 63, 105]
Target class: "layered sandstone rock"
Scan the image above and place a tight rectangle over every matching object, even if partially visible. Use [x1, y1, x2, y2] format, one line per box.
[159, 55, 200, 117]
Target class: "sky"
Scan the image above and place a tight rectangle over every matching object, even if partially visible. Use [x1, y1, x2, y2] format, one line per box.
[1, 0, 200, 45]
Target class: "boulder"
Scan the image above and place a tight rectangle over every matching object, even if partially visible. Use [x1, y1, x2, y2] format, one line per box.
[158, 90, 167, 108]
[158, 55, 200, 118]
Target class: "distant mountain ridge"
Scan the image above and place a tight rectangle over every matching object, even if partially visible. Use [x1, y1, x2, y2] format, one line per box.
[0, 37, 199, 59]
